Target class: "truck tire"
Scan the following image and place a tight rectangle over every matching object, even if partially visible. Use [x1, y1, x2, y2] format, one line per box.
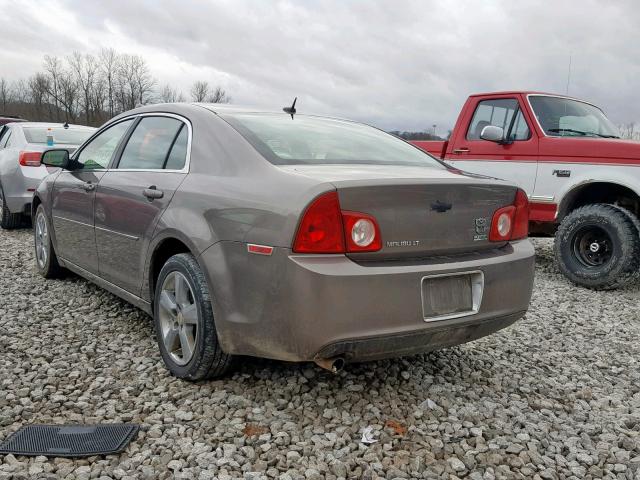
[554, 203, 640, 290]
[0, 185, 23, 229]
[153, 253, 233, 381]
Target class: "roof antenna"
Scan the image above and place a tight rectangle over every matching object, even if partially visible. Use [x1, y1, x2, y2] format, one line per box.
[63, 121, 69, 129]
[283, 97, 297, 120]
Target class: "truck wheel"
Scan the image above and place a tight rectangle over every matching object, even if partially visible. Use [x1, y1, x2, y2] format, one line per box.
[0, 186, 23, 229]
[153, 253, 233, 381]
[555, 204, 640, 290]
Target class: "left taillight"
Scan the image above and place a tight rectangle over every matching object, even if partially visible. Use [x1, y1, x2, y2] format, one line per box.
[19, 151, 42, 167]
[292, 191, 382, 254]
[489, 189, 529, 242]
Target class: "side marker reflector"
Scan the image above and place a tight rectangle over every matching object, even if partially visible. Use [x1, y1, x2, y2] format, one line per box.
[247, 244, 273, 256]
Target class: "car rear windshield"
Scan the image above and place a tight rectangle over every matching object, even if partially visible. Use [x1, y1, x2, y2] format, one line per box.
[221, 113, 444, 168]
[23, 127, 94, 145]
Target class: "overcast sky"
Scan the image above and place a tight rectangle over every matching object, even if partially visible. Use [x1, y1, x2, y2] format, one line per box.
[1, 0, 639, 134]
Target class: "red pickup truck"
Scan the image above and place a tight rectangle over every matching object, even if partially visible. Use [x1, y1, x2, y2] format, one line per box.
[412, 91, 640, 290]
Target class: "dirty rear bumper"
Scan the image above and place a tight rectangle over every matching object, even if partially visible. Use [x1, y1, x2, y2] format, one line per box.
[200, 239, 535, 363]
[315, 311, 523, 362]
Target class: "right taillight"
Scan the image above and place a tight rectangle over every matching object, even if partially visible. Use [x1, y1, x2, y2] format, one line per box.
[292, 191, 382, 254]
[511, 189, 529, 240]
[489, 189, 529, 242]
[19, 151, 42, 167]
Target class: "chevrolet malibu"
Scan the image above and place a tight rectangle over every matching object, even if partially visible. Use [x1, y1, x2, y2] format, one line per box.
[34, 103, 535, 380]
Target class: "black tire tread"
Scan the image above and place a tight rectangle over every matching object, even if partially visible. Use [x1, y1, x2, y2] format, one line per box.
[554, 203, 640, 290]
[0, 187, 23, 229]
[154, 253, 233, 381]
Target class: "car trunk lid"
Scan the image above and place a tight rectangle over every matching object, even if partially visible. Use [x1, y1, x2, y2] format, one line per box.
[281, 164, 516, 259]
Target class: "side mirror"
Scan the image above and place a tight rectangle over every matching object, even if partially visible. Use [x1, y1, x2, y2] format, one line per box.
[480, 125, 505, 143]
[41, 149, 71, 169]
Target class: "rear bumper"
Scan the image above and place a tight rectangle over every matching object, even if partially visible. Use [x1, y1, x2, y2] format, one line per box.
[3, 167, 46, 214]
[316, 311, 524, 361]
[200, 239, 535, 362]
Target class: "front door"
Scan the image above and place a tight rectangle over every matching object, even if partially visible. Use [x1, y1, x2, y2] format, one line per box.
[95, 115, 189, 295]
[445, 96, 539, 195]
[51, 119, 135, 272]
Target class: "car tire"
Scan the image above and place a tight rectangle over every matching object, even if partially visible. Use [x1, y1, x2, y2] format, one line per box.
[554, 203, 640, 290]
[0, 185, 23, 229]
[153, 253, 233, 381]
[33, 204, 64, 278]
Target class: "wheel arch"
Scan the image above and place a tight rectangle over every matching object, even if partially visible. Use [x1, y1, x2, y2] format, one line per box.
[146, 235, 194, 305]
[31, 194, 42, 218]
[557, 180, 640, 221]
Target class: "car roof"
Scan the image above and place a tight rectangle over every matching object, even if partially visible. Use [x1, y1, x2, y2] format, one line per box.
[194, 103, 286, 115]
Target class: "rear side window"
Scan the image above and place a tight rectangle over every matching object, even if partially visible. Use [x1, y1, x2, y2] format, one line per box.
[23, 127, 94, 145]
[467, 98, 530, 141]
[164, 126, 188, 170]
[118, 117, 185, 170]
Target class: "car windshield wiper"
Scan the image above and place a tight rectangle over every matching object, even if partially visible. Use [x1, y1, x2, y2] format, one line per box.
[548, 128, 620, 139]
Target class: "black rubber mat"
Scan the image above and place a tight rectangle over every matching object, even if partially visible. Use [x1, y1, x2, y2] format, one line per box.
[0, 424, 139, 457]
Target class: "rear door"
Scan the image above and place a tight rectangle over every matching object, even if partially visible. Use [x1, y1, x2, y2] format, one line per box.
[445, 96, 539, 194]
[51, 119, 135, 272]
[94, 114, 190, 295]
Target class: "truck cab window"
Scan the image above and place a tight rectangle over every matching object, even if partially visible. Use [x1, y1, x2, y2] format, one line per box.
[467, 99, 530, 141]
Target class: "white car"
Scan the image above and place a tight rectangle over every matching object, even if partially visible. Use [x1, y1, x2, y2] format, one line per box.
[0, 122, 96, 228]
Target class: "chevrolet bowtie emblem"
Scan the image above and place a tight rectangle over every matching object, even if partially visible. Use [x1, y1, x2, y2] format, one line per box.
[431, 200, 452, 213]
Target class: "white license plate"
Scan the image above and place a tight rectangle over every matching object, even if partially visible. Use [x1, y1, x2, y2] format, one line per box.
[421, 271, 484, 322]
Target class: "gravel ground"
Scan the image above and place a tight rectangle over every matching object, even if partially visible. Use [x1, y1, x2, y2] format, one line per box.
[0, 227, 639, 480]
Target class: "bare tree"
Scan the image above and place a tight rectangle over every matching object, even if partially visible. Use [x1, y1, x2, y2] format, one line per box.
[115, 54, 155, 111]
[190, 81, 210, 102]
[208, 86, 230, 103]
[158, 84, 185, 103]
[2, 48, 230, 124]
[11, 79, 30, 104]
[28, 73, 51, 119]
[0, 78, 12, 112]
[619, 122, 637, 140]
[100, 48, 119, 118]
[69, 52, 101, 124]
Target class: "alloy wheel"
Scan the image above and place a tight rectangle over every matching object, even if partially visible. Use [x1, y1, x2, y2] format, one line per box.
[35, 212, 49, 269]
[158, 271, 199, 366]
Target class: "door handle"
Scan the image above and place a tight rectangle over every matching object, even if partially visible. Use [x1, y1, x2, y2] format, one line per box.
[143, 186, 164, 200]
[452, 147, 470, 154]
[81, 182, 96, 192]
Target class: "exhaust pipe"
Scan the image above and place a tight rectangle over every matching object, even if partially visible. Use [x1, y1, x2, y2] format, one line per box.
[314, 356, 345, 373]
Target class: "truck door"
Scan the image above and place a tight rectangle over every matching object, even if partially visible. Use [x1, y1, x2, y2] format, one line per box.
[445, 96, 538, 195]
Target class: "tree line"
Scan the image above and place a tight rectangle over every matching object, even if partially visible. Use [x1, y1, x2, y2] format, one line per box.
[0, 48, 230, 127]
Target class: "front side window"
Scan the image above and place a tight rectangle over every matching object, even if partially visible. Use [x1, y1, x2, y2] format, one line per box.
[221, 113, 444, 168]
[75, 119, 134, 169]
[118, 116, 184, 170]
[529, 96, 620, 138]
[467, 98, 530, 141]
